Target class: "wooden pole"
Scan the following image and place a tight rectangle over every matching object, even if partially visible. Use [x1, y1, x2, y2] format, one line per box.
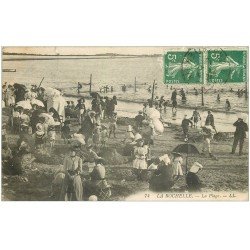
[245, 82, 248, 99]
[134, 77, 137, 92]
[201, 86, 204, 106]
[90, 74, 92, 93]
[77, 82, 80, 94]
[151, 80, 155, 103]
[38, 77, 45, 89]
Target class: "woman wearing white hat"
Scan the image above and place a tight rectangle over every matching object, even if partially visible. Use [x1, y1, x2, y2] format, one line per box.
[186, 162, 203, 192]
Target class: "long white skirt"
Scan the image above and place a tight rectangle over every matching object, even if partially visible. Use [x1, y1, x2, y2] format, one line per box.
[133, 158, 147, 170]
[172, 162, 183, 176]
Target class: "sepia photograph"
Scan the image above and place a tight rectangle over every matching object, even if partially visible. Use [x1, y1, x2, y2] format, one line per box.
[1, 46, 249, 201]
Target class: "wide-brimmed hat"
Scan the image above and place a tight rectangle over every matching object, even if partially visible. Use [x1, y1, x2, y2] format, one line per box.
[159, 154, 171, 165]
[36, 123, 43, 131]
[134, 133, 142, 141]
[189, 162, 203, 173]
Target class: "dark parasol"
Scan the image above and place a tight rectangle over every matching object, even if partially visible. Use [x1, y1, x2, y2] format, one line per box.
[173, 142, 200, 174]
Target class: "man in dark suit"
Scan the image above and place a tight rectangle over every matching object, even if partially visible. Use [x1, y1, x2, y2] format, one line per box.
[231, 116, 248, 155]
[79, 111, 96, 143]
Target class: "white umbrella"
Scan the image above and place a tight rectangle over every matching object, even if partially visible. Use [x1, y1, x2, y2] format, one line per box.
[31, 99, 45, 107]
[16, 101, 32, 110]
[45, 87, 61, 97]
[71, 133, 86, 145]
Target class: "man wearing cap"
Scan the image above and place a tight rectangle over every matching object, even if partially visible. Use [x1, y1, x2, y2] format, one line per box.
[231, 116, 248, 156]
[205, 110, 215, 129]
[181, 115, 193, 138]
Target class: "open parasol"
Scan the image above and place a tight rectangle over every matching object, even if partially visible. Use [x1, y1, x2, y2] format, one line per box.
[173, 142, 200, 174]
[44, 87, 61, 97]
[39, 113, 56, 125]
[30, 99, 45, 107]
[16, 100, 32, 110]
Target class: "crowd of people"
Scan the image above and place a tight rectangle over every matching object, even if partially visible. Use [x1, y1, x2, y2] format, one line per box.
[1, 82, 248, 201]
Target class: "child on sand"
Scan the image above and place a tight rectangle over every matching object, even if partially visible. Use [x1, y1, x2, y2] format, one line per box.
[123, 125, 135, 143]
[100, 125, 109, 147]
[48, 125, 56, 149]
[109, 112, 117, 138]
[171, 152, 184, 181]
[93, 125, 101, 150]
[34, 123, 46, 149]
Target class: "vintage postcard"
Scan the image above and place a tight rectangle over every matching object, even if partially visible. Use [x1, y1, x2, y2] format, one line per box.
[1, 46, 248, 201]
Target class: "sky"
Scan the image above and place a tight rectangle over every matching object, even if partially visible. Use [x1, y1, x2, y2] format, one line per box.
[2, 46, 171, 55]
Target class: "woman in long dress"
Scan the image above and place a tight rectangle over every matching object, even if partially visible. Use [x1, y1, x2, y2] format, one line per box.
[5, 85, 15, 107]
[132, 138, 149, 181]
[61, 147, 83, 201]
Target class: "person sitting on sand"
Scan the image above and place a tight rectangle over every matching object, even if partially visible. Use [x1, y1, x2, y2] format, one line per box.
[10, 139, 33, 175]
[2, 141, 13, 174]
[123, 125, 135, 143]
[2, 123, 7, 141]
[149, 154, 174, 191]
[83, 158, 111, 200]
[186, 162, 203, 192]
[48, 125, 56, 149]
[171, 152, 184, 181]
[49, 107, 60, 122]
[34, 123, 46, 149]
[82, 144, 102, 172]
[132, 138, 149, 181]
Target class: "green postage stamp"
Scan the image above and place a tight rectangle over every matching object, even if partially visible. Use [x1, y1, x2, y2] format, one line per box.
[164, 50, 203, 84]
[164, 48, 248, 84]
[207, 50, 247, 83]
